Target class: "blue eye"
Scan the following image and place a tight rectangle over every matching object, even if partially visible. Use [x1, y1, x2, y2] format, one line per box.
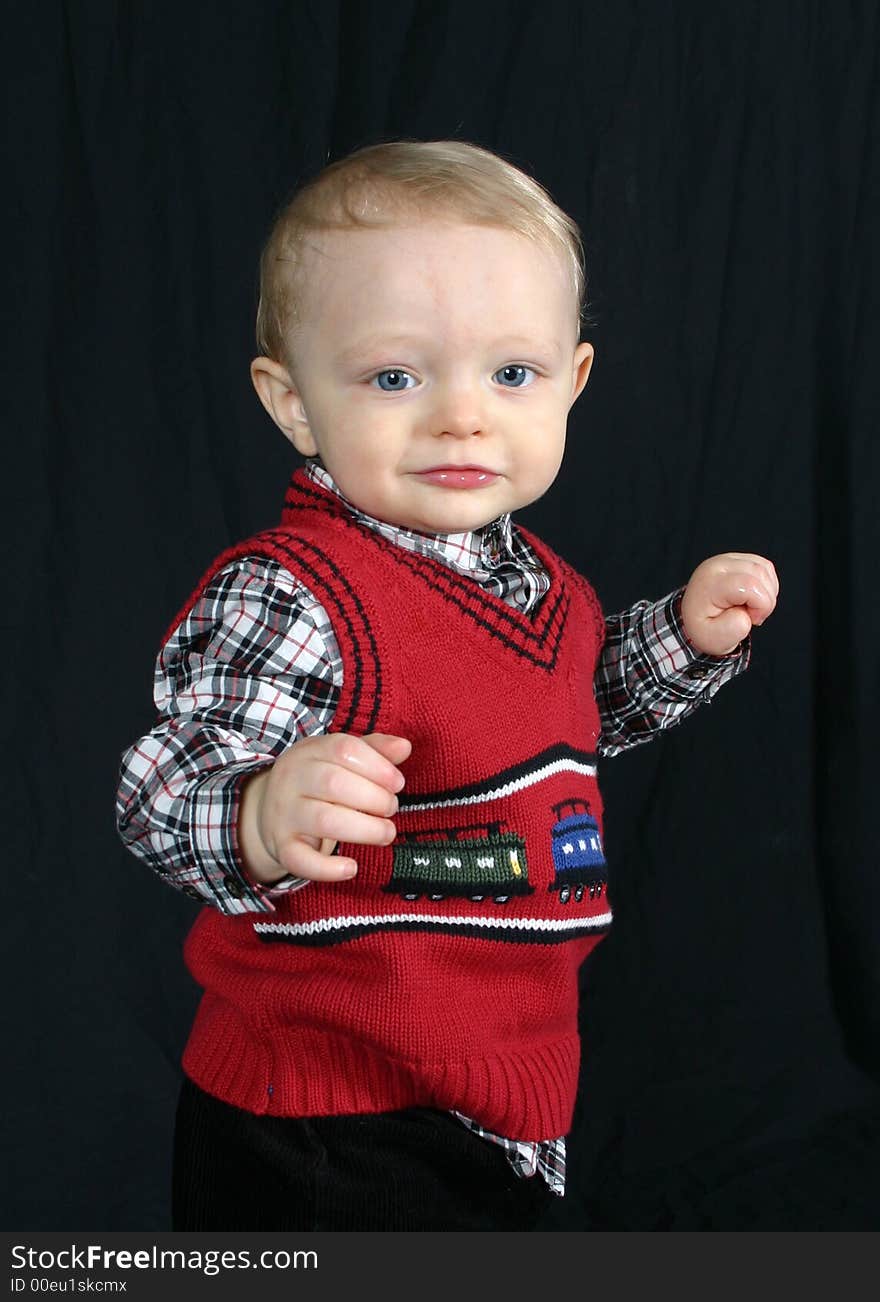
[371, 369, 416, 391]
[494, 365, 535, 388]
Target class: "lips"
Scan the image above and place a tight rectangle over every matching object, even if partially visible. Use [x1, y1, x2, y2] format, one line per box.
[415, 466, 499, 489]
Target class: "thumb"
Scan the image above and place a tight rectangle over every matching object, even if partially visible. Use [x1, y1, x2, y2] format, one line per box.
[708, 606, 753, 654]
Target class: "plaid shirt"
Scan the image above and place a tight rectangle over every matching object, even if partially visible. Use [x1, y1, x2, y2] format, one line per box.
[117, 460, 750, 1196]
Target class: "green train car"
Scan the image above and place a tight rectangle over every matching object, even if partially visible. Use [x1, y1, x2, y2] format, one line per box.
[384, 822, 533, 904]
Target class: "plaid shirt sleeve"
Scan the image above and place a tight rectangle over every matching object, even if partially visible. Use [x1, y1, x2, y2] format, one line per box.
[595, 586, 751, 757]
[115, 556, 341, 915]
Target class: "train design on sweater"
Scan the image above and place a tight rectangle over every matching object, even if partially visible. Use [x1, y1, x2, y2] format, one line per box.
[549, 798, 607, 904]
[383, 821, 533, 904]
[381, 800, 607, 907]
[252, 744, 612, 945]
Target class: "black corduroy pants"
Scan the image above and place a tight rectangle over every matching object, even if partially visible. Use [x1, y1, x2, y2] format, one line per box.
[172, 1075, 556, 1231]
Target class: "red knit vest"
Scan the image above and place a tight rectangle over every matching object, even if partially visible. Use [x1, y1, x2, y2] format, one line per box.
[176, 468, 611, 1140]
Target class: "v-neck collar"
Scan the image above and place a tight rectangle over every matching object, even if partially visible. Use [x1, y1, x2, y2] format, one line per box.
[282, 468, 572, 669]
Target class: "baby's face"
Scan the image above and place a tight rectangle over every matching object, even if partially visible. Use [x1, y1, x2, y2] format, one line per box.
[278, 220, 593, 534]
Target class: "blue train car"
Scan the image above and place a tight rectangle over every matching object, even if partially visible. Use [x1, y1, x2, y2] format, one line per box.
[549, 799, 607, 904]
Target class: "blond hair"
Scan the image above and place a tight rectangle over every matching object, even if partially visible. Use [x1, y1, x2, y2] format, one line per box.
[255, 139, 587, 370]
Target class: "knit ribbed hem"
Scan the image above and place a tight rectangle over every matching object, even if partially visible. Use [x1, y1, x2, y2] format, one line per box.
[181, 993, 581, 1142]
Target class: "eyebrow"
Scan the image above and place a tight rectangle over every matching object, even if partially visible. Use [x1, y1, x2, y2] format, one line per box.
[494, 337, 564, 361]
[336, 336, 431, 364]
[336, 335, 564, 364]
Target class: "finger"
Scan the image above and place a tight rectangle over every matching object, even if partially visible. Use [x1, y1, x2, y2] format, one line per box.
[717, 552, 772, 564]
[764, 561, 780, 600]
[714, 574, 774, 619]
[305, 761, 400, 818]
[275, 834, 359, 881]
[758, 574, 778, 615]
[332, 732, 411, 791]
[297, 798, 398, 848]
[362, 733, 413, 764]
[718, 554, 779, 599]
[737, 556, 778, 601]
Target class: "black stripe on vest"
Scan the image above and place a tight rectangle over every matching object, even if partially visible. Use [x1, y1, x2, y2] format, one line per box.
[396, 743, 599, 811]
[249, 527, 383, 735]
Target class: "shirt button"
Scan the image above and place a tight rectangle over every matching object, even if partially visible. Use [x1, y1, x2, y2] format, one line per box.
[685, 664, 709, 679]
[223, 874, 246, 898]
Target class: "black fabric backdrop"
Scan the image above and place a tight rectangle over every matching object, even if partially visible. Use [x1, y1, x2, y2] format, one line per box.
[4, 1, 880, 1231]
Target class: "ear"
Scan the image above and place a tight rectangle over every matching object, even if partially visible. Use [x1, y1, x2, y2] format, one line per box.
[249, 356, 319, 457]
[568, 341, 594, 407]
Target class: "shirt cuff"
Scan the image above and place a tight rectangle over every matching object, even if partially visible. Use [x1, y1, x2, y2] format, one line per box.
[658, 586, 752, 691]
[187, 761, 309, 914]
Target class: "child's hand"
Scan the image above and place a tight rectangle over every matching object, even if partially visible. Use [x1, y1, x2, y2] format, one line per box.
[238, 732, 411, 886]
[680, 553, 779, 656]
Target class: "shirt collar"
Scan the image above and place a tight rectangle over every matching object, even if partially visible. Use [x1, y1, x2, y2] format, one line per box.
[304, 458, 517, 575]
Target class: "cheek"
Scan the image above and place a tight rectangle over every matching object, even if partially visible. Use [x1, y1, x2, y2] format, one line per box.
[354, 411, 408, 458]
[525, 421, 567, 483]
[522, 401, 567, 449]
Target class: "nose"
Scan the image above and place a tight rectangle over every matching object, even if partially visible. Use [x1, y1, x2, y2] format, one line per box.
[429, 382, 485, 439]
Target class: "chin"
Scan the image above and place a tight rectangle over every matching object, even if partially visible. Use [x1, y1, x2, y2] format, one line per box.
[418, 510, 500, 535]
[377, 488, 514, 535]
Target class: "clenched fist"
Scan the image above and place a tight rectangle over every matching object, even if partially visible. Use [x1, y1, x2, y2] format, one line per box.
[680, 553, 779, 657]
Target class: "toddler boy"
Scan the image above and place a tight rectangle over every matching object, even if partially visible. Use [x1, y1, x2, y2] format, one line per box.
[117, 139, 778, 1231]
